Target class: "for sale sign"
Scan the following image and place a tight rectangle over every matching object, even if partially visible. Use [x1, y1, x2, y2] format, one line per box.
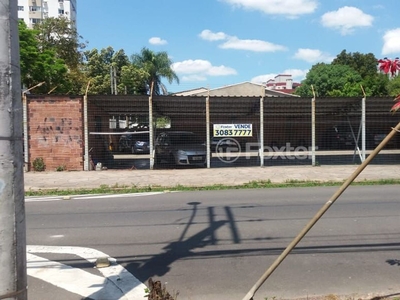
[213, 124, 252, 137]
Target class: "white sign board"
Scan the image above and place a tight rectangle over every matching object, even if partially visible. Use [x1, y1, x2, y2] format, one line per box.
[213, 124, 252, 137]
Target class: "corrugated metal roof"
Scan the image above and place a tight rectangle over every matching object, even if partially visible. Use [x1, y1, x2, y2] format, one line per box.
[85, 95, 395, 118]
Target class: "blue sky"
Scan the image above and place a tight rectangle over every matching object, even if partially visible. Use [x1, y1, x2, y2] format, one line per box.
[77, 0, 400, 93]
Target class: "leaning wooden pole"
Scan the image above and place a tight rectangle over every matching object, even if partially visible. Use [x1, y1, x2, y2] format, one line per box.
[242, 120, 400, 300]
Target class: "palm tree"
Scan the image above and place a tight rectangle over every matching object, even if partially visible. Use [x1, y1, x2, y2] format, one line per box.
[131, 47, 179, 95]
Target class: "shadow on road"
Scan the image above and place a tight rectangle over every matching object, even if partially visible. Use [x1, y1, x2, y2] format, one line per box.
[125, 201, 241, 282]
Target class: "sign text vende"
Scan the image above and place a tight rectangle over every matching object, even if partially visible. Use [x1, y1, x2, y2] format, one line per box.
[213, 124, 252, 137]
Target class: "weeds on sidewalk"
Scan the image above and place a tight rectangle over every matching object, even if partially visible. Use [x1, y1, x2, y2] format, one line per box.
[145, 278, 178, 300]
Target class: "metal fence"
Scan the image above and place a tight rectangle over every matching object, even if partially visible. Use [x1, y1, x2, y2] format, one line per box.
[85, 95, 400, 170]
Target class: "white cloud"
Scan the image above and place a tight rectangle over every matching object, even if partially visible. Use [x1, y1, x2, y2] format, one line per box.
[171, 59, 237, 82]
[181, 75, 208, 82]
[321, 6, 373, 35]
[207, 65, 238, 76]
[251, 73, 277, 84]
[284, 68, 309, 80]
[220, 37, 287, 52]
[220, 0, 318, 18]
[149, 37, 167, 45]
[199, 29, 229, 41]
[199, 29, 287, 53]
[251, 69, 308, 84]
[382, 28, 400, 56]
[293, 48, 334, 63]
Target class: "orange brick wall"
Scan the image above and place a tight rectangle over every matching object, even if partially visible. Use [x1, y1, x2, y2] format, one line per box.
[27, 95, 84, 171]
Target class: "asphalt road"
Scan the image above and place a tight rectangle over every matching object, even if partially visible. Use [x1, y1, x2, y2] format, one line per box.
[26, 186, 400, 300]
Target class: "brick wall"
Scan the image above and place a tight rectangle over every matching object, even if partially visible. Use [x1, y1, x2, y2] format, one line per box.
[27, 95, 84, 171]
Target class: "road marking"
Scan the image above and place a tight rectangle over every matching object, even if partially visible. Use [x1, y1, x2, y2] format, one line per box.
[26, 191, 170, 202]
[27, 245, 147, 300]
[50, 235, 64, 238]
[25, 196, 65, 202]
[76, 192, 168, 200]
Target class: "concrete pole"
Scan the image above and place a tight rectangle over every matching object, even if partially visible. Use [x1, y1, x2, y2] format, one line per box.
[259, 87, 265, 167]
[149, 82, 154, 169]
[206, 92, 210, 168]
[311, 85, 316, 166]
[361, 85, 366, 162]
[0, 0, 28, 299]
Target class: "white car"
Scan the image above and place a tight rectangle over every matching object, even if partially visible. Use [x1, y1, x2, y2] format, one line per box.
[154, 131, 206, 166]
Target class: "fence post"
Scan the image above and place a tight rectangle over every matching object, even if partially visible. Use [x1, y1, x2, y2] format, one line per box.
[83, 81, 90, 171]
[206, 92, 211, 168]
[259, 89, 265, 166]
[149, 82, 154, 169]
[361, 85, 366, 161]
[311, 85, 316, 166]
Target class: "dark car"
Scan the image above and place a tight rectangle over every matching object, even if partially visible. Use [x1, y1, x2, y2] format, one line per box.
[118, 134, 134, 152]
[370, 131, 397, 148]
[132, 133, 150, 154]
[118, 132, 149, 153]
[321, 125, 356, 149]
[154, 131, 206, 166]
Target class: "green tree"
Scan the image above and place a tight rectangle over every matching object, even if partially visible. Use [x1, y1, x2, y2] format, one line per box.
[295, 63, 363, 97]
[19, 21, 68, 93]
[34, 16, 86, 70]
[83, 47, 132, 94]
[387, 76, 400, 96]
[331, 50, 389, 96]
[120, 64, 149, 94]
[332, 50, 378, 79]
[131, 47, 179, 95]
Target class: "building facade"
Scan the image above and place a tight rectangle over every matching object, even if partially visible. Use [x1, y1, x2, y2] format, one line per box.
[17, 0, 77, 28]
[265, 74, 301, 94]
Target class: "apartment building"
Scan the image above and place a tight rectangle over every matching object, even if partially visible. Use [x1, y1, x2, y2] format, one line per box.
[265, 74, 301, 94]
[17, 0, 77, 28]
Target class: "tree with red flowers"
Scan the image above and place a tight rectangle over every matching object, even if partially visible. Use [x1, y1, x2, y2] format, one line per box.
[378, 57, 400, 78]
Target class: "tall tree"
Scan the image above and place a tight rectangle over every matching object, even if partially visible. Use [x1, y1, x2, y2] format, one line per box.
[332, 50, 378, 79]
[131, 47, 179, 95]
[120, 64, 149, 95]
[332, 50, 389, 96]
[34, 16, 86, 70]
[295, 63, 363, 97]
[83, 47, 135, 94]
[19, 21, 68, 93]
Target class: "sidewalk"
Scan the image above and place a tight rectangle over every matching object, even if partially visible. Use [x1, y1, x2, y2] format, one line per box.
[24, 165, 400, 191]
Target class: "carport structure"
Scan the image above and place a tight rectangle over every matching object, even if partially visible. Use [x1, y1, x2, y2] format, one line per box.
[84, 94, 399, 170]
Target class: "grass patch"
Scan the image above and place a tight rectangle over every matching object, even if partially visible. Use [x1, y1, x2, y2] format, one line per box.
[24, 178, 400, 197]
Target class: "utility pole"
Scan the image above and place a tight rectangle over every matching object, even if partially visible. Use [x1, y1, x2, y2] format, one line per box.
[0, 1, 27, 299]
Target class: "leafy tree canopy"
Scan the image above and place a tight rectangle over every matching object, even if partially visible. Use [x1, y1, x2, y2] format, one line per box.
[332, 50, 379, 79]
[19, 21, 68, 93]
[331, 50, 390, 96]
[295, 49, 393, 97]
[83, 47, 132, 94]
[20, 20, 179, 95]
[295, 63, 363, 97]
[387, 75, 400, 96]
[34, 16, 86, 70]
